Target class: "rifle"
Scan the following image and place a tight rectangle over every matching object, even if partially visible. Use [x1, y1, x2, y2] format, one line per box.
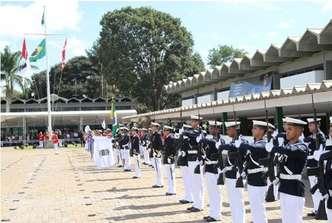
[231, 104, 245, 188]
[264, 99, 277, 202]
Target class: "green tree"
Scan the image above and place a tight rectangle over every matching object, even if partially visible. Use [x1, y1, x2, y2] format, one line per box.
[30, 56, 101, 99]
[0, 46, 24, 99]
[207, 45, 247, 67]
[0, 46, 35, 110]
[94, 7, 197, 111]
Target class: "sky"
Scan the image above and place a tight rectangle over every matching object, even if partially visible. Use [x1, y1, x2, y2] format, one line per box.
[1, 0, 332, 76]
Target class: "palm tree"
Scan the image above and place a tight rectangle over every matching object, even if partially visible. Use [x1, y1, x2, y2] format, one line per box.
[0, 46, 34, 111]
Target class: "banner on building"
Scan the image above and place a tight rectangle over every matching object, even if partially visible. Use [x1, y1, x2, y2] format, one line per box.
[229, 75, 272, 97]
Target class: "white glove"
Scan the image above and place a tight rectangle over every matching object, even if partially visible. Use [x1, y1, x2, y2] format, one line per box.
[313, 149, 323, 161]
[181, 151, 186, 157]
[234, 139, 242, 148]
[179, 128, 184, 135]
[278, 137, 284, 147]
[265, 139, 274, 152]
[272, 131, 278, 138]
[167, 158, 171, 164]
[224, 136, 232, 145]
[196, 134, 202, 143]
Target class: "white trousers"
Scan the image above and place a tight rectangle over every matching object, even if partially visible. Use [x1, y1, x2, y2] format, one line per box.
[309, 175, 319, 212]
[247, 184, 268, 223]
[205, 172, 221, 220]
[180, 166, 193, 202]
[122, 149, 131, 170]
[54, 143, 59, 153]
[142, 146, 150, 164]
[38, 141, 43, 148]
[153, 157, 163, 186]
[133, 155, 141, 177]
[280, 192, 304, 223]
[164, 164, 176, 193]
[225, 178, 246, 223]
[188, 161, 204, 209]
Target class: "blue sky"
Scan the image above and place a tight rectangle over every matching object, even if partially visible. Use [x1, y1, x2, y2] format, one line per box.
[1, 0, 331, 75]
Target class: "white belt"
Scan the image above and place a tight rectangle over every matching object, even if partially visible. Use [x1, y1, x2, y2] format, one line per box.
[205, 160, 218, 165]
[247, 167, 268, 174]
[280, 173, 302, 180]
[221, 166, 233, 173]
[188, 150, 198, 154]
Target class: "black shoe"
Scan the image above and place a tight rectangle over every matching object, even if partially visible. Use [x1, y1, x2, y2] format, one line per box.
[132, 176, 138, 179]
[307, 211, 316, 217]
[179, 199, 190, 204]
[187, 206, 194, 211]
[165, 192, 176, 196]
[152, 185, 163, 188]
[203, 216, 209, 220]
[189, 207, 202, 212]
[205, 216, 218, 222]
[124, 169, 131, 172]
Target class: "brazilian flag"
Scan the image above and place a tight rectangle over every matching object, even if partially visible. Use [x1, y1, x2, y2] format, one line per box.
[30, 39, 46, 62]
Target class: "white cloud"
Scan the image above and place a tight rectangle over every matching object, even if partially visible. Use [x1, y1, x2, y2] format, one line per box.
[0, 0, 81, 38]
[67, 37, 87, 58]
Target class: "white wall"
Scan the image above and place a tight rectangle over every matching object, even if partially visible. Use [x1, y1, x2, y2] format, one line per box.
[197, 94, 212, 104]
[217, 90, 230, 101]
[280, 70, 325, 89]
[182, 98, 194, 107]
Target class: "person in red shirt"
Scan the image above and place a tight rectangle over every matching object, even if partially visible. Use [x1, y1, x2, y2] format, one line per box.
[37, 132, 44, 148]
[51, 131, 59, 154]
[43, 132, 49, 148]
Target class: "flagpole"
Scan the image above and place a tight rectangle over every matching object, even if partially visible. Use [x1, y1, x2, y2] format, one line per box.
[44, 5, 52, 135]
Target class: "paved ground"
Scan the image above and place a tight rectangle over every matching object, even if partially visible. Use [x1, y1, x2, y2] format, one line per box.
[0, 148, 327, 223]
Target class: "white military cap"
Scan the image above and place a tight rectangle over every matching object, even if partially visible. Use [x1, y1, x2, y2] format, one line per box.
[190, 115, 203, 120]
[252, 120, 269, 128]
[306, 118, 321, 123]
[131, 126, 139, 131]
[163, 125, 173, 131]
[283, 117, 307, 126]
[224, 121, 241, 128]
[140, 128, 148, 131]
[151, 122, 160, 127]
[268, 123, 276, 130]
[182, 124, 192, 129]
[119, 126, 129, 131]
[208, 120, 222, 127]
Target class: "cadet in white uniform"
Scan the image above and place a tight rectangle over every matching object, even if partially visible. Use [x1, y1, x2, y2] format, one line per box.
[266, 117, 309, 223]
[186, 115, 205, 212]
[304, 118, 327, 219]
[151, 122, 164, 188]
[219, 121, 246, 223]
[162, 125, 177, 195]
[235, 120, 269, 223]
[202, 120, 222, 222]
